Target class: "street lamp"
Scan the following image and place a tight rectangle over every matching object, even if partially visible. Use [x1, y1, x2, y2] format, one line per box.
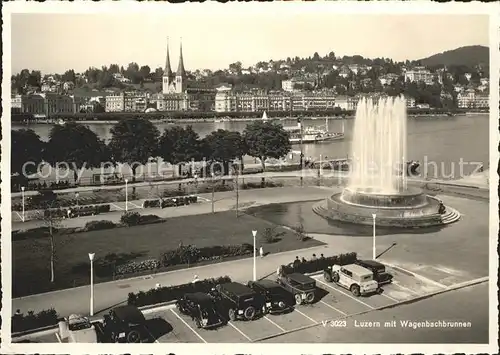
[124, 178, 128, 212]
[21, 186, 25, 222]
[88, 252, 95, 316]
[75, 192, 79, 207]
[252, 230, 257, 281]
[235, 167, 239, 218]
[372, 214, 377, 260]
[211, 173, 215, 214]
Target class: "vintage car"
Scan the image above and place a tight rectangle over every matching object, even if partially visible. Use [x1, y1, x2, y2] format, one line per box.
[101, 305, 151, 343]
[247, 280, 295, 314]
[57, 314, 99, 343]
[214, 282, 266, 321]
[354, 259, 393, 285]
[176, 292, 224, 329]
[276, 273, 316, 305]
[324, 263, 380, 297]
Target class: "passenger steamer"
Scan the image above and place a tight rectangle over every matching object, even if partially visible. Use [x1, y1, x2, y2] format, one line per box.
[284, 117, 345, 144]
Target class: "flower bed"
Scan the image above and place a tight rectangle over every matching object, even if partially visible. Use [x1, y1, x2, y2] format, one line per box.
[281, 252, 358, 275]
[44, 204, 111, 218]
[242, 181, 284, 190]
[108, 243, 254, 278]
[11, 308, 59, 333]
[127, 276, 232, 307]
[142, 196, 198, 209]
[84, 220, 116, 232]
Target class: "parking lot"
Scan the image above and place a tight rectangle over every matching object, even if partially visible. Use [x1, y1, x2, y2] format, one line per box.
[147, 266, 448, 343]
[20, 264, 475, 344]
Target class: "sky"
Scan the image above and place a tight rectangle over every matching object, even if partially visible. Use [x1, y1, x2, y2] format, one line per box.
[11, 12, 489, 75]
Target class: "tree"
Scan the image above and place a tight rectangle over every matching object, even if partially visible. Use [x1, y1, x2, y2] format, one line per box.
[243, 121, 291, 184]
[11, 129, 45, 176]
[202, 129, 246, 177]
[62, 69, 76, 83]
[44, 122, 108, 184]
[139, 65, 151, 81]
[108, 118, 160, 181]
[33, 202, 64, 283]
[158, 125, 202, 178]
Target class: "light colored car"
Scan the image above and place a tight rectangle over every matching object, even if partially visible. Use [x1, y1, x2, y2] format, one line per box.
[324, 263, 380, 297]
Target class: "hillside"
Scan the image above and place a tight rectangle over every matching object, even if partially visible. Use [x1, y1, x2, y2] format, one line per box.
[419, 45, 489, 67]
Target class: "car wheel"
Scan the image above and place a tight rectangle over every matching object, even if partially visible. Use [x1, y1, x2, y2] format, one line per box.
[126, 330, 141, 343]
[228, 309, 237, 321]
[294, 294, 303, 305]
[332, 272, 340, 283]
[195, 318, 202, 328]
[351, 284, 361, 297]
[305, 292, 315, 303]
[324, 271, 332, 282]
[244, 306, 256, 320]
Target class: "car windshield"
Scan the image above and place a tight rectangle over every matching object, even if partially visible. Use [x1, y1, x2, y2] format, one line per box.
[296, 282, 315, 290]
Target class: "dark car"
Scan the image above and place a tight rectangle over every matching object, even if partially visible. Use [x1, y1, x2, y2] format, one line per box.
[277, 273, 316, 305]
[354, 259, 393, 285]
[213, 282, 266, 321]
[101, 305, 150, 343]
[176, 292, 224, 329]
[247, 280, 295, 314]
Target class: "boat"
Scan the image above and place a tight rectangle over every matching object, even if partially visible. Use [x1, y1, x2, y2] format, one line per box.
[262, 111, 269, 121]
[284, 118, 345, 144]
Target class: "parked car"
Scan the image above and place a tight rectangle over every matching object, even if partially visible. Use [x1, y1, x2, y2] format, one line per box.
[247, 280, 295, 314]
[354, 259, 393, 285]
[176, 292, 224, 329]
[324, 264, 380, 297]
[213, 282, 266, 321]
[101, 305, 151, 343]
[277, 273, 316, 305]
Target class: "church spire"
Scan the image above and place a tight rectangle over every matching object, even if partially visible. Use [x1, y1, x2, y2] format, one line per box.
[176, 38, 186, 77]
[164, 38, 173, 78]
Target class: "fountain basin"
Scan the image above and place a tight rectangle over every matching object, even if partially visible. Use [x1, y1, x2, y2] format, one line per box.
[313, 190, 446, 228]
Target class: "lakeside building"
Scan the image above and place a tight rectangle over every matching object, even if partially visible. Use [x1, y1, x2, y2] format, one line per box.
[457, 89, 489, 108]
[404, 67, 435, 85]
[11, 93, 84, 117]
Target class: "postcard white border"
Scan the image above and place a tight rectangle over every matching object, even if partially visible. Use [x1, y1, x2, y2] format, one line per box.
[1, 1, 498, 354]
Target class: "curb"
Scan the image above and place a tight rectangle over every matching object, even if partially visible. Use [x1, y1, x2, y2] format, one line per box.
[251, 275, 489, 342]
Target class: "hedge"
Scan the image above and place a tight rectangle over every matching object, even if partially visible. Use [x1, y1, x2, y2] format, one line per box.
[281, 252, 358, 275]
[242, 181, 283, 190]
[11, 308, 59, 333]
[44, 204, 111, 218]
[142, 196, 198, 209]
[127, 276, 232, 307]
[107, 243, 253, 278]
[84, 220, 116, 232]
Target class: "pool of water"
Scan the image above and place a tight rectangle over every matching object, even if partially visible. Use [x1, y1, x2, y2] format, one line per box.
[245, 200, 446, 237]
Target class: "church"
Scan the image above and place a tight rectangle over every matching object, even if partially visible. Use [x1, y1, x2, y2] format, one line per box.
[162, 40, 187, 95]
[158, 39, 216, 111]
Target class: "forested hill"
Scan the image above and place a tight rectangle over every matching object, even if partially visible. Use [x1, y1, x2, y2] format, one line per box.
[419, 45, 489, 68]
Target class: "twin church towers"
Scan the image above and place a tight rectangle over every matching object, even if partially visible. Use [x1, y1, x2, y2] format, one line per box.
[162, 38, 187, 95]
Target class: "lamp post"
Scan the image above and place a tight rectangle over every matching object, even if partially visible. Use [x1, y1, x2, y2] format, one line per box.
[88, 252, 95, 316]
[235, 167, 239, 218]
[211, 173, 215, 214]
[372, 214, 377, 260]
[124, 178, 128, 212]
[21, 186, 25, 222]
[252, 230, 257, 281]
[75, 192, 79, 207]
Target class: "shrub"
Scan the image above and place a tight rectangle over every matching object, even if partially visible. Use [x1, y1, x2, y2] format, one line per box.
[241, 181, 283, 190]
[143, 199, 161, 208]
[12, 308, 59, 333]
[143, 196, 198, 209]
[138, 214, 162, 225]
[43, 204, 111, 218]
[84, 220, 116, 232]
[120, 212, 142, 226]
[281, 252, 358, 275]
[291, 223, 308, 241]
[261, 226, 285, 243]
[127, 276, 232, 307]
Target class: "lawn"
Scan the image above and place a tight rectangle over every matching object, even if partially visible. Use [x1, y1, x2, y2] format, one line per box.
[12, 210, 324, 297]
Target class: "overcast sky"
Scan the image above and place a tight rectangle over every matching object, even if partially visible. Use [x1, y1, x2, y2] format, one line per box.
[11, 11, 489, 74]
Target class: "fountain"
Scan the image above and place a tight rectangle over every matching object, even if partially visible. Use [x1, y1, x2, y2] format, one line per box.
[313, 96, 459, 227]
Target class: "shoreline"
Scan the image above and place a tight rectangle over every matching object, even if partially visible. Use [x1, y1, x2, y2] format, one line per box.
[12, 112, 486, 126]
